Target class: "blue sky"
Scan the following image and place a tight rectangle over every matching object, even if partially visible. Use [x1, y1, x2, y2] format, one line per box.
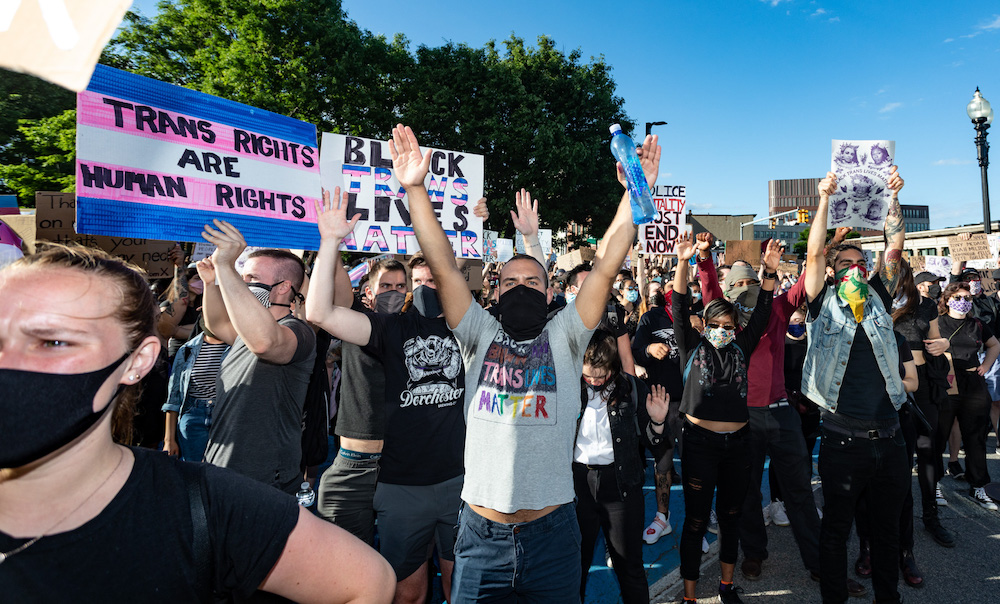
[132, 1, 1000, 229]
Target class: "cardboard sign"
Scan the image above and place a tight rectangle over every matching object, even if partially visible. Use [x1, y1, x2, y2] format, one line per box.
[0, 215, 37, 253]
[456, 258, 484, 291]
[982, 275, 999, 297]
[725, 240, 761, 269]
[320, 133, 484, 259]
[778, 262, 800, 276]
[76, 65, 321, 249]
[639, 184, 688, 255]
[908, 253, 926, 270]
[0, 0, 132, 91]
[947, 234, 992, 263]
[556, 247, 597, 271]
[828, 139, 896, 230]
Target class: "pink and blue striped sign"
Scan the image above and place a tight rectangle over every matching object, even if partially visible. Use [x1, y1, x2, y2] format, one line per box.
[76, 65, 322, 249]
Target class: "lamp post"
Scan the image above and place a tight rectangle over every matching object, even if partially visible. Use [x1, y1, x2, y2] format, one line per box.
[645, 121, 667, 137]
[967, 87, 995, 233]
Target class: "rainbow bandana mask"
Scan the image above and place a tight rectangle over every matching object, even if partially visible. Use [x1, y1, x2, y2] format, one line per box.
[836, 264, 869, 322]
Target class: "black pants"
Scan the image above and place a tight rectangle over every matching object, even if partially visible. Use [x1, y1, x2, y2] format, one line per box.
[818, 416, 908, 604]
[937, 370, 993, 488]
[679, 421, 751, 581]
[739, 404, 821, 573]
[912, 365, 944, 525]
[573, 463, 649, 604]
[856, 406, 917, 550]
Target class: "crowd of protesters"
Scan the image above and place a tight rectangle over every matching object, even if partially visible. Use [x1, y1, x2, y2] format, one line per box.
[2, 124, 1000, 604]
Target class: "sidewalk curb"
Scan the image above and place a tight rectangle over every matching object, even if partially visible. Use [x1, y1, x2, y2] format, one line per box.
[649, 540, 720, 603]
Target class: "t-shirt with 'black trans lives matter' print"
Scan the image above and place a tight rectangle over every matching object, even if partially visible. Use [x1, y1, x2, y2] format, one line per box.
[451, 301, 594, 514]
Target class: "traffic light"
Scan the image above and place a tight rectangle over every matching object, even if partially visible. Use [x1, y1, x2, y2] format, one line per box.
[769, 218, 777, 229]
[796, 208, 809, 224]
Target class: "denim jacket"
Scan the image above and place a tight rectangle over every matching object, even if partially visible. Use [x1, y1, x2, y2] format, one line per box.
[802, 282, 905, 413]
[162, 334, 230, 416]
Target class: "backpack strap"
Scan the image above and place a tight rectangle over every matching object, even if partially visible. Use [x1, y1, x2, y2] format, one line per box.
[681, 341, 702, 385]
[180, 462, 213, 602]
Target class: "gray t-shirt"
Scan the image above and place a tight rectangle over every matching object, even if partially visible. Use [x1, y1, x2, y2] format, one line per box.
[205, 314, 316, 492]
[451, 301, 593, 513]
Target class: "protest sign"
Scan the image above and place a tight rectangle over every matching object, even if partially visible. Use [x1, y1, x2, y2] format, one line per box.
[982, 275, 999, 297]
[0, 215, 36, 253]
[515, 228, 553, 258]
[909, 254, 925, 270]
[191, 242, 216, 262]
[76, 65, 322, 250]
[556, 247, 596, 271]
[320, 133, 484, 259]
[828, 140, 896, 231]
[0, 195, 18, 215]
[456, 258, 484, 290]
[0, 0, 132, 91]
[725, 240, 761, 269]
[947, 234, 991, 263]
[495, 238, 514, 262]
[638, 184, 687, 255]
[778, 262, 800, 276]
[924, 255, 952, 279]
[483, 230, 498, 262]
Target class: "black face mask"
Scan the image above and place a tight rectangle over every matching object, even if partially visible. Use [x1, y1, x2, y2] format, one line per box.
[496, 285, 548, 341]
[412, 285, 443, 318]
[927, 284, 942, 300]
[374, 290, 405, 314]
[649, 292, 666, 308]
[247, 281, 292, 309]
[0, 352, 129, 468]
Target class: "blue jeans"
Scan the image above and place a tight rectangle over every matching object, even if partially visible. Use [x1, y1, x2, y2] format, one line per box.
[451, 502, 581, 603]
[178, 397, 213, 462]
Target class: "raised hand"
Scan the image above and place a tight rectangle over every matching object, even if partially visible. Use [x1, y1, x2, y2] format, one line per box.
[763, 237, 781, 272]
[168, 243, 185, 268]
[388, 124, 432, 188]
[887, 165, 904, 198]
[315, 187, 361, 241]
[646, 342, 671, 360]
[818, 171, 838, 197]
[832, 227, 853, 245]
[473, 197, 490, 222]
[674, 231, 695, 261]
[202, 220, 246, 266]
[510, 188, 539, 238]
[637, 134, 661, 188]
[645, 384, 669, 426]
[196, 255, 216, 285]
[695, 231, 714, 254]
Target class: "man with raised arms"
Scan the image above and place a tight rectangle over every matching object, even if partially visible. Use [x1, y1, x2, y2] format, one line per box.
[390, 123, 660, 602]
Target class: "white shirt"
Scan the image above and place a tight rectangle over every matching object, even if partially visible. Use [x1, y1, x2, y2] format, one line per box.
[574, 386, 615, 465]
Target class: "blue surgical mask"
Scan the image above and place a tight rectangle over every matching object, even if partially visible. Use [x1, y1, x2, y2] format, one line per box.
[625, 290, 639, 303]
[566, 291, 577, 304]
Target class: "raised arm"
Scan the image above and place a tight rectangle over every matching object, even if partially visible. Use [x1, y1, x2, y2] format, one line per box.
[805, 172, 836, 302]
[202, 220, 302, 364]
[304, 188, 374, 346]
[879, 165, 906, 294]
[511, 188, 548, 268]
[694, 232, 722, 304]
[195, 255, 238, 345]
[577, 134, 661, 330]
[389, 124, 472, 329]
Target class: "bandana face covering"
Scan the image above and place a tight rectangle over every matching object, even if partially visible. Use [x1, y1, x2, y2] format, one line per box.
[705, 326, 736, 349]
[969, 281, 983, 296]
[374, 290, 405, 314]
[729, 285, 760, 328]
[836, 264, 869, 323]
[948, 298, 973, 315]
[0, 352, 129, 468]
[247, 282, 273, 308]
[496, 285, 548, 341]
[411, 285, 443, 318]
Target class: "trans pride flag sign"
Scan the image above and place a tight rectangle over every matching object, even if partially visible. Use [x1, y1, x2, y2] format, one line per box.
[76, 65, 322, 249]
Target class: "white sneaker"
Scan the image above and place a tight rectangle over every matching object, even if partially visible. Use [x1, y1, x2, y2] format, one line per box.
[972, 487, 999, 511]
[708, 508, 719, 534]
[935, 484, 948, 507]
[643, 512, 672, 544]
[770, 500, 790, 526]
[762, 503, 771, 526]
[702, 536, 710, 553]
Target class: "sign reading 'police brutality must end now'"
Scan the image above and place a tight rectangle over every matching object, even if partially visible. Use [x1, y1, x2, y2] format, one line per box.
[76, 65, 323, 250]
[638, 184, 688, 255]
[320, 133, 484, 259]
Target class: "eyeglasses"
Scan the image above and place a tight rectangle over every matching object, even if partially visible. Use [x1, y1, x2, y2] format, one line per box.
[951, 295, 973, 301]
[625, 287, 639, 292]
[707, 323, 736, 332]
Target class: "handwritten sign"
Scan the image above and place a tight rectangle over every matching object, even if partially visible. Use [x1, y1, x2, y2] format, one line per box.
[0, 215, 36, 254]
[725, 240, 761, 269]
[76, 65, 321, 250]
[515, 228, 553, 257]
[320, 133, 484, 259]
[924, 255, 952, 279]
[948, 233, 991, 263]
[495, 238, 514, 262]
[639, 184, 688, 255]
[483, 230, 498, 262]
[828, 139, 895, 231]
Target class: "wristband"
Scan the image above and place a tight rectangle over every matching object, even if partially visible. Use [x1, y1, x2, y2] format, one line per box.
[762, 270, 778, 280]
[650, 419, 665, 427]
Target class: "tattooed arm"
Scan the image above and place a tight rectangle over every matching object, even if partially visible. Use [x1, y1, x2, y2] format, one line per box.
[880, 165, 906, 294]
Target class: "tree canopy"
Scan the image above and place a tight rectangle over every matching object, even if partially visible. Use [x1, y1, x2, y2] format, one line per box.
[1, 0, 633, 237]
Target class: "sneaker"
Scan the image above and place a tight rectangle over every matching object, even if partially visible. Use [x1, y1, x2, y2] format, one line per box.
[769, 500, 790, 526]
[708, 509, 719, 534]
[643, 512, 672, 544]
[935, 484, 948, 506]
[948, 461, 966, 481]
[924, 520, 956, 548]
[972, 487, 999, 511]
[718, 582, 745, 604]
[762, 503, 771, 526]
[702, 536, 710, 554]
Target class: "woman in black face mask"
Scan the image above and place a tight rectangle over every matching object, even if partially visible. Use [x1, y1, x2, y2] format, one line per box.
[0, 244, 393, 602]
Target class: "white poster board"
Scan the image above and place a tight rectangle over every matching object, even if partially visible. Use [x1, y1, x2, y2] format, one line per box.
[924, 255, 952, 279]
[828, 139, 896, 230]
[483, 230, 498, 262]
[515, 228, 553, 257]
[320, 133, 484, 259]
[495, 238, 514, 262]
[638, 184, 688, 255]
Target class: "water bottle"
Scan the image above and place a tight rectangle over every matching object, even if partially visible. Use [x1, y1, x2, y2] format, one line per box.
[609, 124, 657, 225]
[296, 481, 315, 507]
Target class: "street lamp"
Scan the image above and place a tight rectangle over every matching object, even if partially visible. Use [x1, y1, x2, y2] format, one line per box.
[967, 87, 995, 233]
[645, 121, 667, 137]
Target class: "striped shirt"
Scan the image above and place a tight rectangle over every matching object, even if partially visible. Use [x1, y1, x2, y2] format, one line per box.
[188, 342, 228, 399]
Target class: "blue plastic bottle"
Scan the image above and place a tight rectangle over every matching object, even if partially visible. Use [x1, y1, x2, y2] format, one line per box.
[609, 124, 657, 225]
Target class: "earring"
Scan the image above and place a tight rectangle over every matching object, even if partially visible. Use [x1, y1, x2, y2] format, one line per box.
[131, 374, 139, 381]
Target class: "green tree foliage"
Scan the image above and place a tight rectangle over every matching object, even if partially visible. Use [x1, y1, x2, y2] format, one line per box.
[793, 226, 861, 256]
[0, 110, 76, 200]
